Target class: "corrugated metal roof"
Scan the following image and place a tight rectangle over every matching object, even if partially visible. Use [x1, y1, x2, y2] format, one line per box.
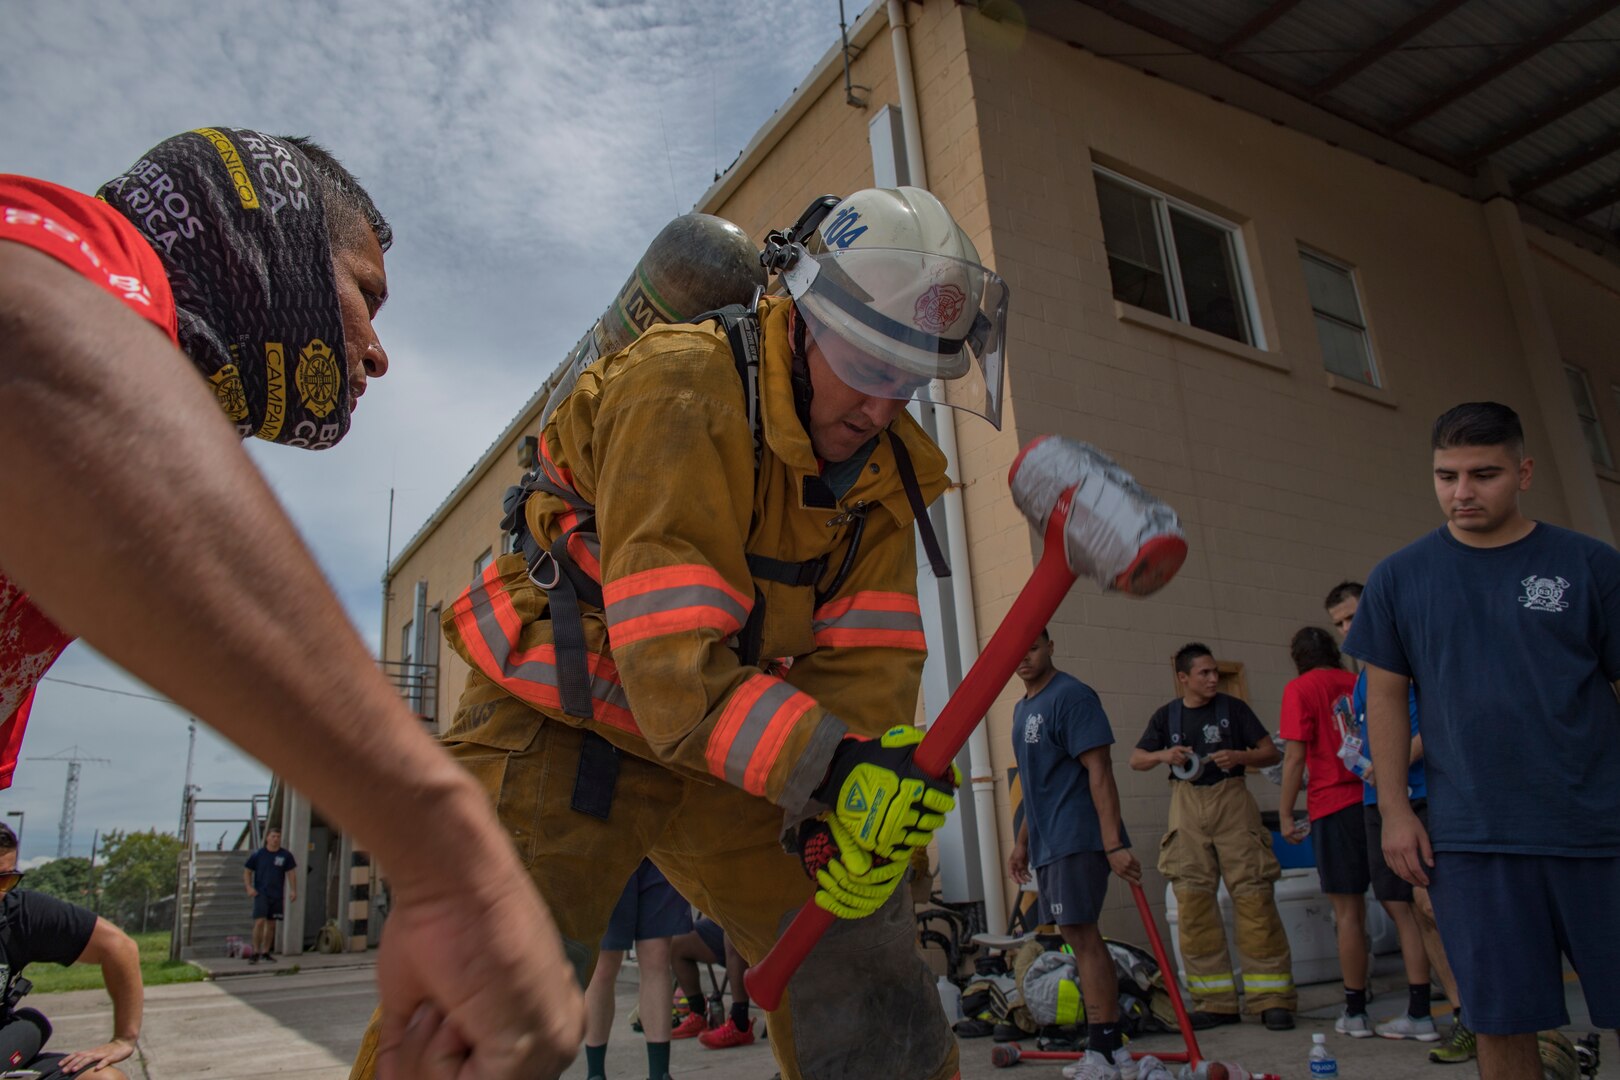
[1043, 0, 1620, 248]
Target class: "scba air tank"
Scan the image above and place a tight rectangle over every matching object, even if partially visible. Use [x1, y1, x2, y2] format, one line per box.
[540, 212, 766, 424]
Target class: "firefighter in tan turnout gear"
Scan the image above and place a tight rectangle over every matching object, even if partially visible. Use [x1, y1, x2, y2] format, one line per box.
[1130, 643, 1298, 1031]
[349, 187, 1009, 1080]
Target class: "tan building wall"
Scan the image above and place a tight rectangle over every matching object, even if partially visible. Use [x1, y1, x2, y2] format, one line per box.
[384, 0, 1620, 949]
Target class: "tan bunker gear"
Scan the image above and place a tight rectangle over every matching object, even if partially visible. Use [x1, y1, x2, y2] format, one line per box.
[1159, 777, 1297, 1015]
[350, 297, 958, 1080]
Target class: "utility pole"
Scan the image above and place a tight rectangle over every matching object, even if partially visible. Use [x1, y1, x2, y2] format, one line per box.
[87, 829, 100, 913]
[179, 720, 198, 836]
[30, 747, 112, 858]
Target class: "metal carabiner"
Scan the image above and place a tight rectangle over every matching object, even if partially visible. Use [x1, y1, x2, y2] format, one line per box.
[527, 549, 562, 591]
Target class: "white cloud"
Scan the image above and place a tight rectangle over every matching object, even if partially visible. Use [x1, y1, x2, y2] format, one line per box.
[1, 0, 857, 857]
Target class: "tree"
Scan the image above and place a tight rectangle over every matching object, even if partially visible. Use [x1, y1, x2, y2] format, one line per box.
[97, 829, 183, 929]
[25, 857, 93, 906]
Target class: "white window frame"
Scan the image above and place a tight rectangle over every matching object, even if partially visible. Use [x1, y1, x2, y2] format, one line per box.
[1566, 364, 1612, 469]
[1093, 165, 1267, 349]
[472, 547, 495, 579]
[1299, 247, 1380, 387]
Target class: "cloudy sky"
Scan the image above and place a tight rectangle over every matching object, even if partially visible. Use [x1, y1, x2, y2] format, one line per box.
[1, 0, 849, 862]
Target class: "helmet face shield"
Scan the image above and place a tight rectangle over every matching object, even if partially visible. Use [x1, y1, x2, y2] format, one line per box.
[787, 245, 1008, 428]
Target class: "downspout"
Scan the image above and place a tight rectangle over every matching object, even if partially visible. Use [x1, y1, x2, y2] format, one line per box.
[888, 0, 1007, 936]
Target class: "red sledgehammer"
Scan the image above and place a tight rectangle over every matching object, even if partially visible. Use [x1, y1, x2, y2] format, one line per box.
[745, 436, 1189, 1011]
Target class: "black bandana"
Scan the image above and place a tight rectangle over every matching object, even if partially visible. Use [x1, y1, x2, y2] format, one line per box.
[98, 127, 352, 449]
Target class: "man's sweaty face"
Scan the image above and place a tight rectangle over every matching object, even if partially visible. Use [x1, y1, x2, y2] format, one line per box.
[331, 228, 389, 415]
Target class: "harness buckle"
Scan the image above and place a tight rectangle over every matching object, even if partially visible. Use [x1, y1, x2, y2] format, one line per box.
[528, 549, 562, 591]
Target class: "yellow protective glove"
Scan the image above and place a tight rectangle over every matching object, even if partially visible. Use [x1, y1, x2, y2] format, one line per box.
[798, 817, 910, 919]
[812, 725, 960, 859]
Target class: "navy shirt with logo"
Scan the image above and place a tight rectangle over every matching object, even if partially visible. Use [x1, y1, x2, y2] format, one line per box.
[245, 846, 298, 898]
[1013, 671, 1124, 867]
[1136, 693, 1271, 786]
[1343, 523, 1620, 856]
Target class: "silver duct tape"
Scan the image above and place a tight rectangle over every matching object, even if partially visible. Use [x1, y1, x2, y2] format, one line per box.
[1170, 750, 1205, 782]
[1009, 437, 1184, 590]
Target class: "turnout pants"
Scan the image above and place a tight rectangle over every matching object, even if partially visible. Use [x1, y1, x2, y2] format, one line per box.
[1157, 778, 1296, 1015]
[349, 672, 958, 1080]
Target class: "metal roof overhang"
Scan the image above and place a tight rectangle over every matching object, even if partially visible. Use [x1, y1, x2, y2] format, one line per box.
[998, 0, 1620, 261]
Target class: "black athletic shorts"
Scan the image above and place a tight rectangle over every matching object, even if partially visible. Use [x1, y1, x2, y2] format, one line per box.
[1034, 850, 1112, 927]
[1366, 799, 1428, 903]
[1314, 802, 1371, 896]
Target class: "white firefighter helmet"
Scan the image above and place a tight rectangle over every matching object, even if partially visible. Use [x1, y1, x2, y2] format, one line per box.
[779, 186, 1009, 428]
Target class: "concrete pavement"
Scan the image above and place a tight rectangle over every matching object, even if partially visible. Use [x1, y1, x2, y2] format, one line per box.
[26, 953, 1613, 1079]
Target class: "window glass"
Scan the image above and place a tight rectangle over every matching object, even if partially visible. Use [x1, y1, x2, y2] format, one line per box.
[1171, 209, 1250, 345]
[1096, 175, 1172, 319]
[1567, 366, 1611, 468]
[473, 548, 494, 579]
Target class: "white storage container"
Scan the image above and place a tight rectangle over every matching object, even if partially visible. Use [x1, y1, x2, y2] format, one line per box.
[1163, 870, 1398, 987]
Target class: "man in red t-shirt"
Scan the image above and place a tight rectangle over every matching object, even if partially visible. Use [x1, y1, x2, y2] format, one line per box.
[1276, 626, 1372, 1038]
[0, 129, 583, 1077]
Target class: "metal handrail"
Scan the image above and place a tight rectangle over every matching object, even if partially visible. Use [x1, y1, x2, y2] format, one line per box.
[379, 659, 439, 722]
[171, 791, 270, 960]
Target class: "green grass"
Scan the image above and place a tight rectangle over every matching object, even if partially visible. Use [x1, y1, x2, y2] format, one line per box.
[25, 931, 204, 994]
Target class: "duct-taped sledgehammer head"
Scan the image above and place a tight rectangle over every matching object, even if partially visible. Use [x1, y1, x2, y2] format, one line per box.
[989, 1043, 1023, 1067]
[1009, 436, 1188, 596]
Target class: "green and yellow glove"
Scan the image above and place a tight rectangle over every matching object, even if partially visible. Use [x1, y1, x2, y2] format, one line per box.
[798, 817, 910, 919]
[812, 726, 960, 859]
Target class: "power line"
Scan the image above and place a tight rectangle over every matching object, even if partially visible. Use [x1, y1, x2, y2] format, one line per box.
[38, 676, 184, 710]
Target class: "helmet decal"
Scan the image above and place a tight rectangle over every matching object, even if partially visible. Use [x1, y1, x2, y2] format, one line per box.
[914, 283, 967, 334]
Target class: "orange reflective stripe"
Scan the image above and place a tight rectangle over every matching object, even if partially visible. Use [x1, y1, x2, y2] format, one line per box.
[448, 561, 639, 734]
[706, 674, 816, 795]
[539, 432, 576, 493]
[812, 590, 925, 651]
[605, 565, 751, 648]
[556, 506, 602, 582]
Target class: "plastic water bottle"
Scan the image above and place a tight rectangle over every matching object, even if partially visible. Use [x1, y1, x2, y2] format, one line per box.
[935, 975, 962, 1021]
[1310, 1032, 1339, 1077]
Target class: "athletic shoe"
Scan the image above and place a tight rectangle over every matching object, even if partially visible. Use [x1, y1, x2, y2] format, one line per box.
[1060, 1048, 1136, 1079]
[1188, 1010, 1243, 1030]
[1377, 1013, 1440, 1041]
[1262, 1008, 1295, 1031]
[1336, 1010, 1374, 1038]
[698, 1017, 755, 1049]
[1428, 1019, 1476, 1064]
[1135, 1055, 1175, 1080]
[671, 1010, 709, 1039]
[247, 954, 259, 964]
[261, 953, 276, 963]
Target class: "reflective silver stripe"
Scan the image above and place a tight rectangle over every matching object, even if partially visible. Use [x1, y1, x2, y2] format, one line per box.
[721, 680, 803, 790]
[1186, 973, 1235, 990]
[468, 583, 629, 713]
[607, 582, 750, 631]
[812, 608, 924, 635]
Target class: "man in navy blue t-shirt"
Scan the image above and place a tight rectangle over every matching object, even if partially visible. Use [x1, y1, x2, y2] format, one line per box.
[1343, 401, 1620, 1077]
[243, 827, 298, 964]
[1007, 627, 1139, 1080]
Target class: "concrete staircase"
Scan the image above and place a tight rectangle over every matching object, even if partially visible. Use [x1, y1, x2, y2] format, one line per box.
[177, 850, 251, 960]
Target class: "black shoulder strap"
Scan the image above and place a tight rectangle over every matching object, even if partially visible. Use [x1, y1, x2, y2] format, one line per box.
[691, 304, 764, 467]
[887, 430, 950, 579]
[1168, 701, 1183, 745]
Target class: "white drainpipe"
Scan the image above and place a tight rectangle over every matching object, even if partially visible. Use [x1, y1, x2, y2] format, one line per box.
[888, 0, 1007, 935]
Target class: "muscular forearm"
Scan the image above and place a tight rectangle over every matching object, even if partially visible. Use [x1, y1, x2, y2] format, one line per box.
[1366, 666, 1416, 820]
[0, 243, 494, 890]
[1278, 744, 1306, 818]
[1128, 747, 1161, 771]
[1089, 769, 1126, 849]
[103, 944, 143, 1043]
[1244, 739, 1281, 768]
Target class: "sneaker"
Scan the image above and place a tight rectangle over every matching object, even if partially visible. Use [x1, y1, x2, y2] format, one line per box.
[247, 953, 259, 964]
[671, 1010, 709, 1039]
[1428, 1019, 1476, 1064]
[1188, 1010, 1242, 1030]
[261, 953, 276, 963]
[1136, 1055, 1175, 1080]
[1336, 1010, 1374, 1038]
[1377, 1013, 1440, 1041]
[698, 1017, 755, 1050]
[1061, 1050, 1123, 1080]
[1262, 1008, 1295, 1031]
